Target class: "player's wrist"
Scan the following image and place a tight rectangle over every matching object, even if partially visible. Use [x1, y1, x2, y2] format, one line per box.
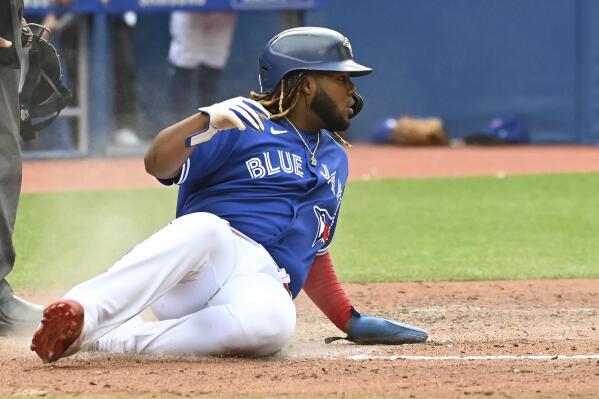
[184, 112, 218, 148]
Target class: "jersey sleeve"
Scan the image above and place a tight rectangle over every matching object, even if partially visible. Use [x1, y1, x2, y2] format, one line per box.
[153, 129, 241, 187]
[156, 175, 180, 186]
[178, 128, 241, 186]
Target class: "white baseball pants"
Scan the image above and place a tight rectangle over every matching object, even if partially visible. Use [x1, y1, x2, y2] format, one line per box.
[168, 12, 237, 69]
[63, 212, 296, 357]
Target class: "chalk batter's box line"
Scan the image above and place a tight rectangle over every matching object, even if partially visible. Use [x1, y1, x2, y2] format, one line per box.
[346, 354, 599, 361]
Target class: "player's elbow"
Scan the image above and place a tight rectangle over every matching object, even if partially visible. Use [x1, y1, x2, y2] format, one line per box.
[143, 149, 159, 177]
[143, 134, 169, 178]
[143, 147, 170, 179]
[144, 127, 189, 179]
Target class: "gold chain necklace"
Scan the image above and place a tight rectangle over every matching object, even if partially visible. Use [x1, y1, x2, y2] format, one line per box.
[285, 117, 320, 166]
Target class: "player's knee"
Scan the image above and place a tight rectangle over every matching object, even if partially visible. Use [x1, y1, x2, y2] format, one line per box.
[241, 300, 296, 356]
[177, 212, 232, 250]
[257, 316, 295, 353]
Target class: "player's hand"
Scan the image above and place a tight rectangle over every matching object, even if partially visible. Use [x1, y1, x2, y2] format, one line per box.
[201, 96, 270, 132]
[325, 307, 428, 345]
[185, 97, 271, 147]
[0, 36, 13, 48]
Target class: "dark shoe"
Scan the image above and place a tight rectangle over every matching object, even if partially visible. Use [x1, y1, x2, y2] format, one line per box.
[0, 294, 43, 336]
[30, 299, 84, 363]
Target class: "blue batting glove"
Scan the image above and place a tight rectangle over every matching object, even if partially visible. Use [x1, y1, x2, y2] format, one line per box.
[325, 307, 428, 345]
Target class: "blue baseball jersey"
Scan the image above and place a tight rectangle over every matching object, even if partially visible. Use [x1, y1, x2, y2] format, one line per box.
[159, 118, 348, 298]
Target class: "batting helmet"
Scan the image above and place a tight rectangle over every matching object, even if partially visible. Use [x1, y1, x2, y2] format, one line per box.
[258, 27, 373, 93]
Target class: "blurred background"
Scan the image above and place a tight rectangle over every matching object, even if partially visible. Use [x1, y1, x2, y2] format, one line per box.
[23, 0, 599, 159]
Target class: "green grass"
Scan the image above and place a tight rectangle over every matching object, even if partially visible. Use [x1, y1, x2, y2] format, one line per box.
[8, 173, 599, 291]
[334, 173, 599, 282]
[11, 188, 177, 290]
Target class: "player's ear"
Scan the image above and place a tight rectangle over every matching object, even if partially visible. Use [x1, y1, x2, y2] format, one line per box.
[301, 74, 316, 96]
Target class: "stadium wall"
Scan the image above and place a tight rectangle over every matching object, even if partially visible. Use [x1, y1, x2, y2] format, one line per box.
[131, 0, 599, 144]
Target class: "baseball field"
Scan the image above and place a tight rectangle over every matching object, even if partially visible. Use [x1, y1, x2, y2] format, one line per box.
[1, 145, 599, 397]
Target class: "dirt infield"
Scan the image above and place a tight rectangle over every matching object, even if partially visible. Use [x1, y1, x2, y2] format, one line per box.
[3, 145, 598, 398]
[1, 280, 598, 397]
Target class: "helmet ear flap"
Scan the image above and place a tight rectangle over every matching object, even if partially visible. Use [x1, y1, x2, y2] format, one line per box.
[350, 93, 364, 119]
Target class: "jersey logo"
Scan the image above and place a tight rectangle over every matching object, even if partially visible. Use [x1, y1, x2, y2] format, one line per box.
[320, 163, 344, 200]
[312, 206, 334, 247]
[320, 163, 337, 195]
[270, 127, 287, 135]
[342, 37, 353, 58]
[246, 151, 304, 178]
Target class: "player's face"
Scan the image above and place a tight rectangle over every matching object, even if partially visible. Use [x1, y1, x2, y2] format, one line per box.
[310, 72, 356, 132]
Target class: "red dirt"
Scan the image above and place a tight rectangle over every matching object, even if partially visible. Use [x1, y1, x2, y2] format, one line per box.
[1, 280, 598, 398]
[21, 145, 599, 192]
[4, 145, 598, 398]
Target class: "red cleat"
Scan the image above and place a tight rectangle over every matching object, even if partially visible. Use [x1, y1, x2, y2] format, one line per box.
[30, 299, 84, 363]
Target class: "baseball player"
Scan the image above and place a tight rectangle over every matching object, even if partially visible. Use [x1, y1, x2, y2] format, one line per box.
[31, 27, 428, 363]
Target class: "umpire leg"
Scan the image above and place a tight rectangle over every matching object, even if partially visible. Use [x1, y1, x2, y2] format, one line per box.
[0, 65, 21, 301]
[0, 64, 43, 336]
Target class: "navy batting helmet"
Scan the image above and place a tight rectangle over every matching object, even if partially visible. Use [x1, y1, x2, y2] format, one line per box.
[258, 27, 373, 93]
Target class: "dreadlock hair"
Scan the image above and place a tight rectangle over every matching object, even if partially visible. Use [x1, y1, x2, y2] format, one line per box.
[250, 71, 351, 148]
